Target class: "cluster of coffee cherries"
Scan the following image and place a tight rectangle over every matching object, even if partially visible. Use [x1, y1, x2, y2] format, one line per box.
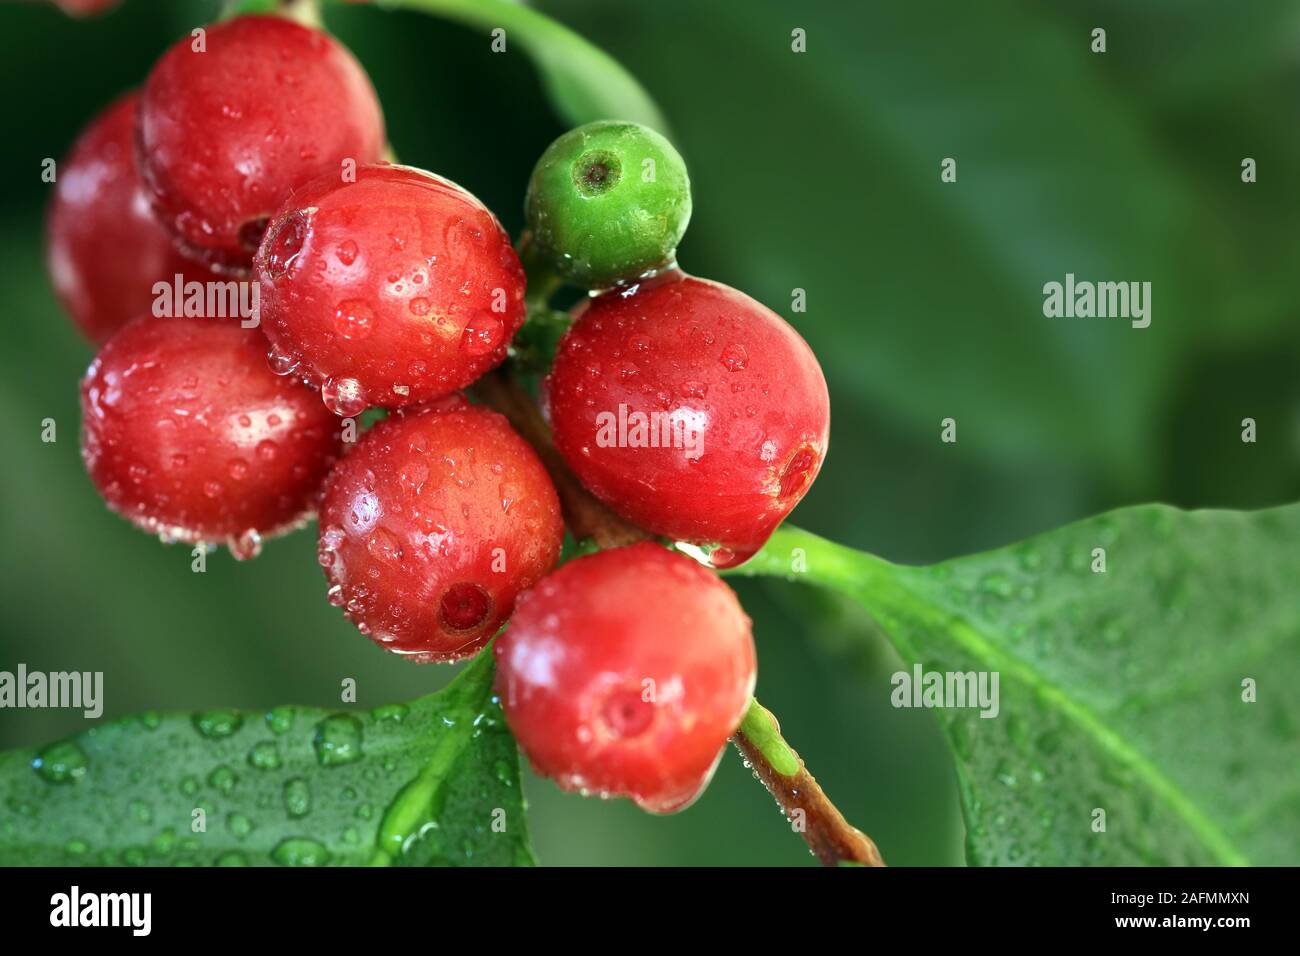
[51, 14, 829, 813]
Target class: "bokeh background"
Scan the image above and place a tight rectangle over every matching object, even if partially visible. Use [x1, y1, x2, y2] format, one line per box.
[1, 0, 1297, 865]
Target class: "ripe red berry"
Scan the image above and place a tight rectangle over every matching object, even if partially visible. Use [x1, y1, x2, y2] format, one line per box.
[495, 542, 756, 813]
[138, 15, 385, 273]
[81, 315, 344, 558]
[46, 92, 219, 344]
[255, 164, 526, 416]
[545, 270, 830, 567]
[317, 399, 563, 662]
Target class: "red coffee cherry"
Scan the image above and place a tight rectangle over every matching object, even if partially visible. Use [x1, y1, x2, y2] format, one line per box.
[495, 542, 756, 813]
[138, 15, 385, 273]
[545, 270, 830, 567]
[46, 92, 218, 343]
[80, 315, 344, 559]
[317, 400, 563, 662]
[255, 164, 526, 416]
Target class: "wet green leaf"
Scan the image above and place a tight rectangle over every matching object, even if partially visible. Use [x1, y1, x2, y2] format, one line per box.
[734, 506, 1300, 865]
[0, 651, 534, 867]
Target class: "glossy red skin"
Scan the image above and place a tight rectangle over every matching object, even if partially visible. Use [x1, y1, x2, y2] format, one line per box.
[495, 542, 756, 813]
[545, 271, 830, 567]
[46, 93, 219, 344]
[81, 316, 344, 556]
[138, 16, 385, 273]
[317, 400, 563, 662]
[256, 164, 526, 415]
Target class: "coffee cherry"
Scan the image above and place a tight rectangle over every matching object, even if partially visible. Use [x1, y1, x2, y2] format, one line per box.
[138, 15, 385, 273]
[525, 120, 691, 289]
[495, 542, 756, 813]
[81, 316, 343, 559]
[545, 270, 829, 567]
[317, 399, 563, 662]
[256, 164, 526, 416]
[46, 93, 218, 343]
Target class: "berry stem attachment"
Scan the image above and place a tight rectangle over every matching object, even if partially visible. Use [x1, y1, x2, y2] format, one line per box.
[472, 370, 884, 866]
[221, 0, 322, 27]
[734, 699, 885, 867]
[518, 232, 565, 310]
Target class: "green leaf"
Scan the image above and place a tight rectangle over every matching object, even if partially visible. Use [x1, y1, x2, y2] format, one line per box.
[731, 506, 1300, 865]
[373, 0, 668, 133]
[0, 651, 534, 866]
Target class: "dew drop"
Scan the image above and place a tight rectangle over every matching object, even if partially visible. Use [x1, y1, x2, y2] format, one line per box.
[313, 714, 364, 767]
[366, 527, 404, 563]
[271, 837, 330, 867]
[462, 314, 504, 356]
[335, 239, 359, 266]
[248, 740, 282, 771]
[229, 528, 263, 561]
[283, 777, 311, 818]
[720, 343, 748, 371]
[333, 299, 375, 341]
[266, 345, 300, 376]
[321, 377, 367, 417]
[193, 709, 243, 739]
[32, 741, 88, 784]
[262, 209, 309, 278]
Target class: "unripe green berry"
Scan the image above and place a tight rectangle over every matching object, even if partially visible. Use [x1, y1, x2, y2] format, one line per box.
[524, 120, 691, 289]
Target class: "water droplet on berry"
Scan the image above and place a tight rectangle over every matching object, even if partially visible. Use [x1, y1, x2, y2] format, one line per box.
[778, 446, 818, 499]
[229, 528, 263, 561]
[409, 296, 432, 317]
[333, 299, 375, 340]
[720, 343, 748, 371]
[367, 528, 404, 563]
[262, 209, 309, 277]
[335, 239, 359, 266]
[462, 314, 504, 356]
[327, 584, 345, 606]
[321, 377, 367, 417]
[266, 345, 300, 376]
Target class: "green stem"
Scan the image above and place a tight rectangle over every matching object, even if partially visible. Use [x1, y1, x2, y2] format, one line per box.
[355, 0, 669, 132]
[737, 699, 800, 777]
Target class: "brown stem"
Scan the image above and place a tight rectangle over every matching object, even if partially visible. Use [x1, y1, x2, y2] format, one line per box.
[472, 370, 650, 549]
[472, 367, 884, 867]
[733, 702, 885, 867]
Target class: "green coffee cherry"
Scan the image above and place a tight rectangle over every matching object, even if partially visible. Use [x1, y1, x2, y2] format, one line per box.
[524, 120, 691, 289]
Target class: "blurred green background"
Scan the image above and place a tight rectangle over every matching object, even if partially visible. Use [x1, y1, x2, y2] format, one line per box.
[1, 0, 1297, 865]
